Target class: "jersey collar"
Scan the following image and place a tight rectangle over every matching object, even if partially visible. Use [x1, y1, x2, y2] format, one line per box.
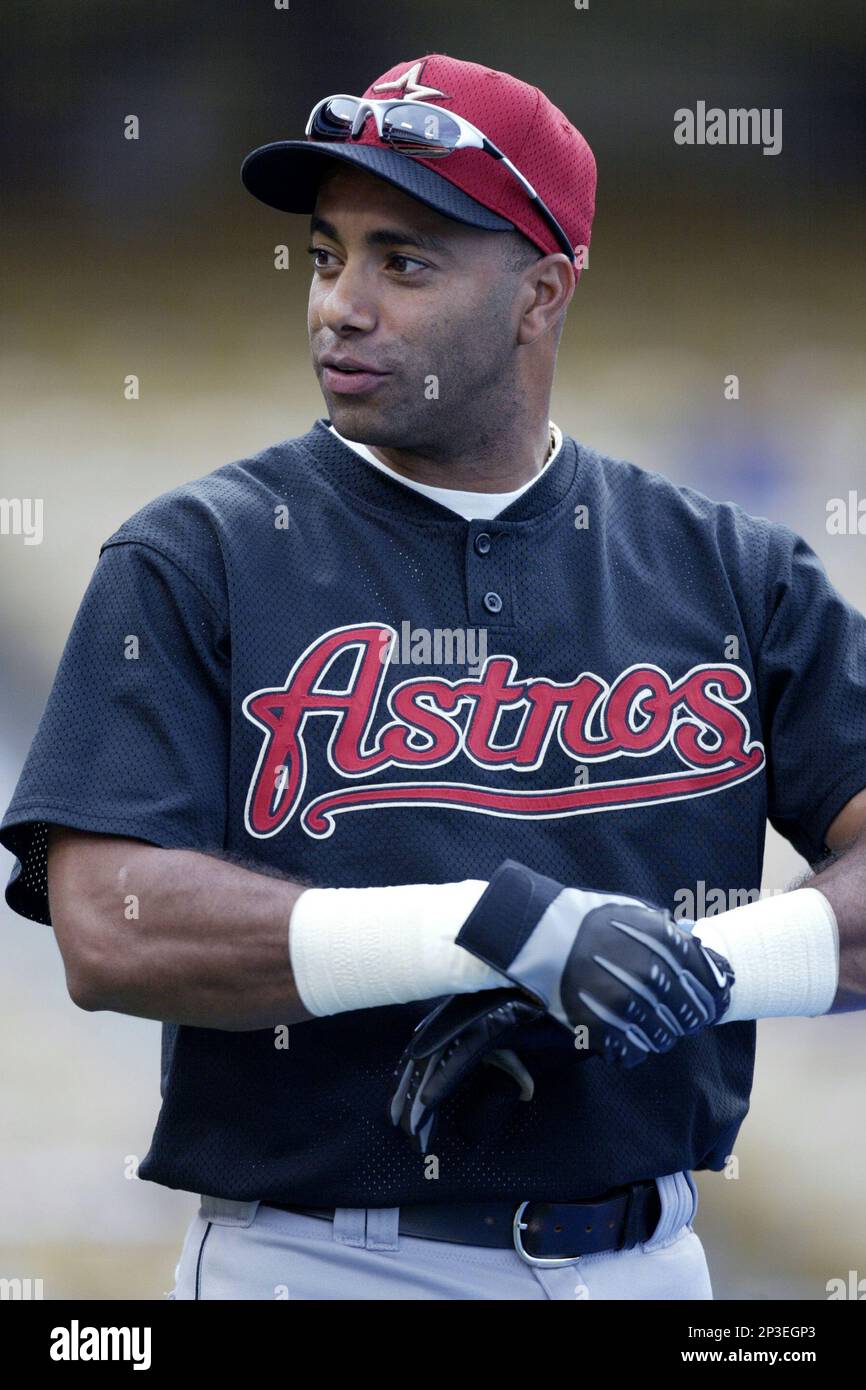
[298, 417, 581, 528]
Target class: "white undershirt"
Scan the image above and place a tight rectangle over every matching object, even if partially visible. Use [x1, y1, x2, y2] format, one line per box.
[328, 421, 563, 522]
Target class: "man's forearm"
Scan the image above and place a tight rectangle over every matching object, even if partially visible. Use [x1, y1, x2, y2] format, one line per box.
[47, 829, 504, 1031]
[692, 827, 866, 1023]
[804, 829, 866, 1012]
[48, 830, 312, 1031]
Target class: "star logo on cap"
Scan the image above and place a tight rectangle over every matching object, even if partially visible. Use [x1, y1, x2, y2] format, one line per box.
[372, 61, 446, 102]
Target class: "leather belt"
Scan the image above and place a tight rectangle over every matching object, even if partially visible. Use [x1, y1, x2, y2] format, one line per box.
[264, 1179, 662, 1267]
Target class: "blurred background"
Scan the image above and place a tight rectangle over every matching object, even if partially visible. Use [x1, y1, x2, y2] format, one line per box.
[1, 0, 864, 1300]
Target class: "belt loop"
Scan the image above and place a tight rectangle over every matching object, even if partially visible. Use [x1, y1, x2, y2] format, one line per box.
[198, 1195, 259, 1228]
[668, 1171, 694, 1237]
[365, 1207, 400, 1251]
[641, 1172, 693, 1251]
[333, 1207, 367, 1247]
[684, 1169, 699, 1225]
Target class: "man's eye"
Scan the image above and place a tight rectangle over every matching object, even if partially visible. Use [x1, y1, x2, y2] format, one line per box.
[388, 254, 428, 275]
[306, 246, 428, 276]
[306, 245, 336, 270]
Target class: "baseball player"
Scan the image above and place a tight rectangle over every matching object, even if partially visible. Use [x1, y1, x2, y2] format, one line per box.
[2, 53, 864, 1302]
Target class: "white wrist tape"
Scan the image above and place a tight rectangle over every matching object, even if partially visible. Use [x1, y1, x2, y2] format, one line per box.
[692, 887, 839, 1022]
[289, 880, 510, 1016]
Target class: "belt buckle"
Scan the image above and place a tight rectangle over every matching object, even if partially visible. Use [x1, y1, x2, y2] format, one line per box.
[512, 1201, 581, 1268]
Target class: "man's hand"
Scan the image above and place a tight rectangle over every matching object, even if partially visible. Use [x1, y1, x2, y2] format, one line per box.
[388, 860, 735, 1152]
[388, 989, 545, 1154]
[454, 860, 735, 1064]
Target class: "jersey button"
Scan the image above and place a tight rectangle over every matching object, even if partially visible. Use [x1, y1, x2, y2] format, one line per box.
[483, 591, 503, 614]
[474, 532, 492, 556]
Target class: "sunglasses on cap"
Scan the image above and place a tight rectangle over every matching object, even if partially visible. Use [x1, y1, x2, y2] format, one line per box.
[305, 94, 576, 265]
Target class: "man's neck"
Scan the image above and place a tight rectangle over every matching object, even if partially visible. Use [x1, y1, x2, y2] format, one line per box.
[356, 418, 556, 494]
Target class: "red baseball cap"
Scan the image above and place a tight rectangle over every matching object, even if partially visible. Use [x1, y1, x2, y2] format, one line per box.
[241, 54, 596, 279]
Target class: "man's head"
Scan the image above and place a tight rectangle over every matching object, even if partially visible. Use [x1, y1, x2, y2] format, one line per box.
[242, 53, 596, 459]
[307, 159, 574, 452]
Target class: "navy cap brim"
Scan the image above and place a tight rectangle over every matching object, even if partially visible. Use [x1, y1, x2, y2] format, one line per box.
[240, 140, 515, 232]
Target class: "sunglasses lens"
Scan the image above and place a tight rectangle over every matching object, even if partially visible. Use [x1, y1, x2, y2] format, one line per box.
[311, 97, 360, 137]
[382, 104, 461, 157]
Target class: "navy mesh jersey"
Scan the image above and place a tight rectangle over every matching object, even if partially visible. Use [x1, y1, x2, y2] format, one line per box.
[4, 418, 866, 1206]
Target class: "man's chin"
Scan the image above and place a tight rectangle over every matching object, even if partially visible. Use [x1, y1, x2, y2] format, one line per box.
[324, 394, 397, 446]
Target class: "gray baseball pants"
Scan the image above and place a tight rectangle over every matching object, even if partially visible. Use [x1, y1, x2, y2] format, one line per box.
[169, 1170, 712, 1300]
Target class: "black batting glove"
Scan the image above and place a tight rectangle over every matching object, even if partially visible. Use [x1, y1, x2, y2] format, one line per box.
[388, 989, 545, 1154]
[455, 860, 735, 1068]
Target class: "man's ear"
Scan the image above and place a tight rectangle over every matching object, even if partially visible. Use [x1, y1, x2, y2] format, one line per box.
[517, 255, 575, 344]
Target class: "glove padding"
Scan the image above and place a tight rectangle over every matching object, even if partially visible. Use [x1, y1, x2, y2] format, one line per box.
[454, 861, 735, 1066]
[556, 898, 735, 1066]
[388, 989, 545, 1154]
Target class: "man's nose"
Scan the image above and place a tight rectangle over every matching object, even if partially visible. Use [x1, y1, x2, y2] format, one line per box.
[315, 260, 377, 335]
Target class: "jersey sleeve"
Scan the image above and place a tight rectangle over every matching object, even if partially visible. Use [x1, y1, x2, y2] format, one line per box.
[758, 522, 866, 864]
[0, 539, 231, 925]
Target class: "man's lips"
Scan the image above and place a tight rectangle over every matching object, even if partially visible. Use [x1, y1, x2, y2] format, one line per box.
[320, 361, 391, 395]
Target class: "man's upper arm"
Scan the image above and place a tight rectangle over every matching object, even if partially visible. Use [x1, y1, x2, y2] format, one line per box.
[757, 523, 866, 864]
[45, 827, 156, 1004]
[0, 537, 231, 927]
[825, 788, 866, 853]
[46, 825, 149, 927]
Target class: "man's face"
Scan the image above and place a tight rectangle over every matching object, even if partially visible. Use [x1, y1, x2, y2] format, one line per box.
[307, 162, 524, 453]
